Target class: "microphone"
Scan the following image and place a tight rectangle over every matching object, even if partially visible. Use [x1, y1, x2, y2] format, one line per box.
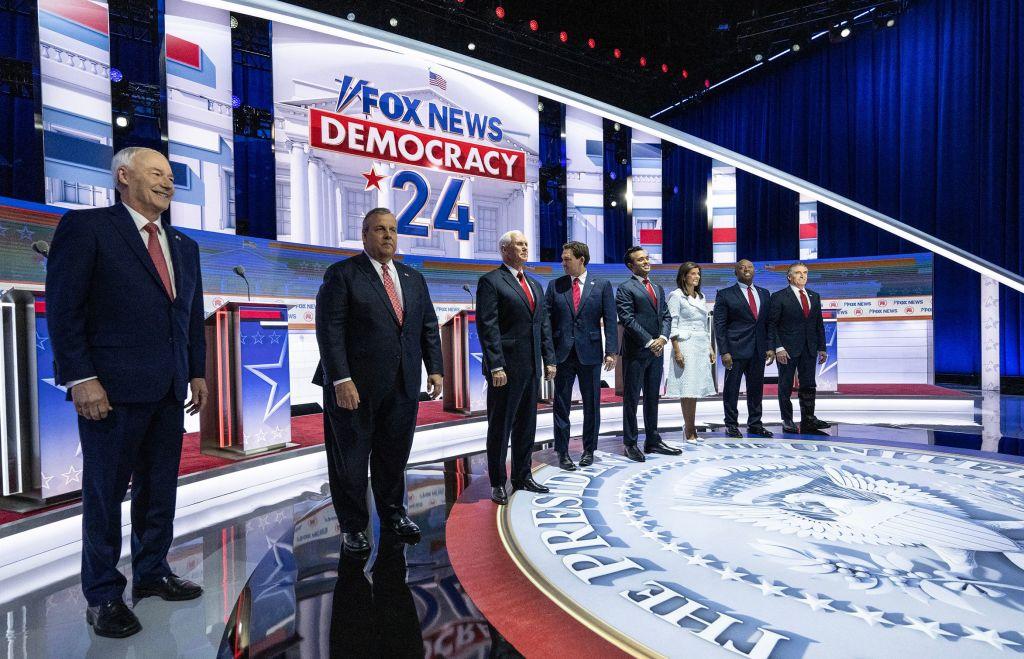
[32, 241, 50, 258]
[462, 284, 474, 311]
[233, 265, 251, 302]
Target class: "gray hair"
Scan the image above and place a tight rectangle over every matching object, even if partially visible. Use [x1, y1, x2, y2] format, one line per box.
[787, 261, 809, 274]
[361, 207, 393, 233]
[110, 146, 156, 186]
[498, 230, 522, 250]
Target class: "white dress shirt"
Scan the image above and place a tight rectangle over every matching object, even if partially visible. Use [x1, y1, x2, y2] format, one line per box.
[335, 254, 405, 386]
[67, 203, 174, 389]
[632, 274, 667, 347]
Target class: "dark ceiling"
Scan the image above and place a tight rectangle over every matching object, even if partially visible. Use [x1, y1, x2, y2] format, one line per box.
[286, 0, 909, 117]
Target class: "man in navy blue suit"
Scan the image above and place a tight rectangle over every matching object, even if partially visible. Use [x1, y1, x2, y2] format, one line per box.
[46, 147, 207, 638]
[545, 241, 617, 471]
[616, 247, 682, 462]
[313, 208, 443, 556]
[713, 259, 775, 438]
[476, 230, 556, 504]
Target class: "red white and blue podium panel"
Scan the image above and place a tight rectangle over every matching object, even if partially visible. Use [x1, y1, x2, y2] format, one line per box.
[442, 311, 487, 414]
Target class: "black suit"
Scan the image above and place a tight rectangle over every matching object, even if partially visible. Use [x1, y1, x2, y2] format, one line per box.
[767, 286, 827, 429]
[476, 266, 554, 486]
[713, 283, 771, 429]
[46, 203, 205, 606]
[545, 274, 618, 454]
[313, 253, 442, 532]
[616, 276, 671, 447]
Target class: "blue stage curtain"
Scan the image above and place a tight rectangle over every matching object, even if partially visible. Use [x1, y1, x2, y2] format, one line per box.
[736, 171, 799, 262]
[603, 119, 632, 263]
[661, 143, 712, 263]
[0, 0, 45, 202]
[538, 98, 567, 262]
[667, 0, 1022, 378]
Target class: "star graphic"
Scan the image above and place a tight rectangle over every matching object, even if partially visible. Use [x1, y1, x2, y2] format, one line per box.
[797, 592, 835, 612]
[36, 332, 49, 352]
[902, 617, 954, 640]
[269, 331, 282, 344]
[41, 472, 54, 490]
[659, 541, 685, 554]
[18, 225, 33, 241]
[961, 626, 1019, 650]
[252, 330, 265, 344]
[716, 565, 748, 582]
[754, 579, 786, 597]
[845, 605, 891, 627]
[244, 341, 292, 422]
[0, 224, 7, 237]
[271, 425, 284, 441]
[686, 553, 713, 567]
[61, 464, 82, 485]
[42, 377, 68, 394]
[641, 529, 666, 542]
[361, 165, 386, 191]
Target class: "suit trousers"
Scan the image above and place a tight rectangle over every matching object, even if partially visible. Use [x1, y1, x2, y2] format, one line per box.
[322, 373, 419, 532]
[79, 387, 183, 606]
[776, 350, 818, 426]
[722, 356, 766, 428]
[622, 352, 664, 447]
[485, 363, 538, 486]
[552, 348, 602, 455]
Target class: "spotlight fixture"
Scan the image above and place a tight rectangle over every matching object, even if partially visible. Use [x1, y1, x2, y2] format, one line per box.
[587, 37, 596, 49]
[346, 12, 355, 21]
[231, 94, 241, 109]
[559, 31, 568, 43]
[528, 19, 539, 32]
[620, 157, 627, 165]
[494, 5, 505, 19]
[704, 79, 710, 88]
[612, 122, 620, 131]
[681, 69, 688, 79]
[109, 67, 123, 83]
[661, 63, 668, 73]
[613, 48, 621, 59]
[114, 115, 130, 129]
[609, 171, 617, 180]
[791, 42, 802, 52]
[874, 14, 897, 29]
[754, 53, 764, 62]
[537, 101, 544, 111]
[885, 17, 896, 28]
[639, 56, 647, 67]
[229, 15, 238, 29]
[467, 42, 476, 50]
[610, 200, 617, 207]
[830, 24, 853, 42]
[389, 17, 398, 27]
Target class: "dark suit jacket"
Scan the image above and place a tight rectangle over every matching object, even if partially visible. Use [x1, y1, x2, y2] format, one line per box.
[544, 274, 618, 365]
[45, 203, 205, 404]
[476, 266, 554, 376]
[713, 283, 771, 360]
[312, 253, 442, 401]
[767, 286, 827, 357]
[615, 276, 671, 359]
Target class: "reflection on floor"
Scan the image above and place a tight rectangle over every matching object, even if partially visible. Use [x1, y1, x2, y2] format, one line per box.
[1, 393, 1023, 658]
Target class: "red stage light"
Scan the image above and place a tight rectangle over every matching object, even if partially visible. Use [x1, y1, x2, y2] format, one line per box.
[639, 56, 647, 67]
[613, 48, 621, 59]
[529, 19, 539, 31]
[681, 68, 688, 78]
[559, 31, 568, 43]
[661, 63, 668, 73]
[704, 79, 710, 88]
[495, 6, 505, 19]
[587, 37, 596, 49]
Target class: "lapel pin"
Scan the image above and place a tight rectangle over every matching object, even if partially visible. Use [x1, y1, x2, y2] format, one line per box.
[174, 235, 181, 240]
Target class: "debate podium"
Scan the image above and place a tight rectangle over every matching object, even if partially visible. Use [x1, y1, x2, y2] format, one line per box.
[200, 302, 295, 458]
[0, 290, 83, 512]
[441, 310, 487, 414]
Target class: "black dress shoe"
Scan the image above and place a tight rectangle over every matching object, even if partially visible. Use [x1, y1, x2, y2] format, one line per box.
[624, 445, 646, 462]
[724, 426, 743, 438]
[747, 425, 774, 438]
[558, 453, 577, 471]
[86, 600, 141, 638]
[132, 574, 203, 602]
[490, 486, 508, 505]
[342, 531, 371, 556]
[511, 477, 550, 493]
[644, 440, 683, 456]
[781, 423, 801, 434]
[389, 515, 421, 538]
[578, 451, 594, 467]
[801, 426, 830, 436]
[810, 418, 831, 429]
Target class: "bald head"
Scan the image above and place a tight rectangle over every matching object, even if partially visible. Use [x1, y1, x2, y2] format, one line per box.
[735, 259, 755, 285]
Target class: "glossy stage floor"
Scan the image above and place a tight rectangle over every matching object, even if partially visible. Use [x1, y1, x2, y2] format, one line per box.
[1, 390, 1023, 658]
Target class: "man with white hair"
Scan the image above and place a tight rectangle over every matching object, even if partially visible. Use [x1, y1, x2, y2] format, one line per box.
[476, 231, 556, 505]
[46, 147, 208, 638]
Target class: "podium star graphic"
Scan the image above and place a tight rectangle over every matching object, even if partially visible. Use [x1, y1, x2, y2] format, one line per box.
[61, 464, 83, 485]
[244, 341, 292, 422]
[361, 165, 386, 191]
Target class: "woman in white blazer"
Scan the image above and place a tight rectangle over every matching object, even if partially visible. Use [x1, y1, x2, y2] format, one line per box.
[666, 262, 716, 441]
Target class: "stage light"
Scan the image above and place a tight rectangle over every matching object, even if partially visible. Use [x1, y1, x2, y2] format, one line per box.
[346, 12, 355, 21]
[613, 48, 621, 59]
[494, 6, 505, 19]
[559, 31, 568, 43]
[529, 19, 539, 32]
[467, 42, 476, 50]
[754, 53, 764, 62]
[538, 101, 544, 111]
[560, 131, 566, 138]
[587, 37, 596, 49]
[704, 79, 710, 88]
[661, 63, 668, 73]
[109, 67, 123, 83]
[229, 16, 238, 29]
[610, 200, 617, 207]
[841, 26, 851, 38]
[886, 17, 896, 28]
[681, 69, 688, 79]
[620, 157, 627, 165]
[791, 42, 802, 52]
[613, 122, 620, 131]
[389, 17, 398, 27]
[114, 115, 130, 129]
[231, 94, 241, 109]
[639, 56, 647, 67]
[609, 171, 617, 180]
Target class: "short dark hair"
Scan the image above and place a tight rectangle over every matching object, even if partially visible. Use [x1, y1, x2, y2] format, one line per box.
[361, 207, 393, 233]
[676, 261, 703, 298]
[624, 245, 646, 265]
[561, 241, 590, 266]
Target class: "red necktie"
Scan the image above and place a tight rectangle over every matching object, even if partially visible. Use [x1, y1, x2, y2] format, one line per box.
[799, 289, 810, 318]
[143, 222, 174, 299]
[572, 277, 582, 312]
[381, 263, 404, 325]
[518, 272, 535, 312]
[643, 279, 657, 306]
[746, 286, 758, 319]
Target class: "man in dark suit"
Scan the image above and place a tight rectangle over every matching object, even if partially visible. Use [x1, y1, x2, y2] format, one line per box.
[477, 230, 556, 505]
[713, 259, 775, 438]
[767, 261, 831, 435]
[314, 208, 443, 556]
[616, 246, 682, 462]
[545, 241, 617, 471]
[46, 147, 208, 638]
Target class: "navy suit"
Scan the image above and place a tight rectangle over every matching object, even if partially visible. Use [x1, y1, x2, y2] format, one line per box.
[767, 286, 827, 428]
[713, 283, 771, 429]
[46, 203, 205, 606]
[476, 266, 554, 486]
[313, 253, 442, 532]
[616, 277, 671, 447]
[545, 274, 618, 455]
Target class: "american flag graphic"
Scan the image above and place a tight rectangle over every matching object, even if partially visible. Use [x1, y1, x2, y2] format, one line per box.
[429, 71, 447, 90]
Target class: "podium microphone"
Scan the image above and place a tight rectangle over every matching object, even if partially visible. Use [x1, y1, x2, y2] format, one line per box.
[233, 265, 251, 302]
[32, 241, 50, 258]
[462, 284, 474, 310]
